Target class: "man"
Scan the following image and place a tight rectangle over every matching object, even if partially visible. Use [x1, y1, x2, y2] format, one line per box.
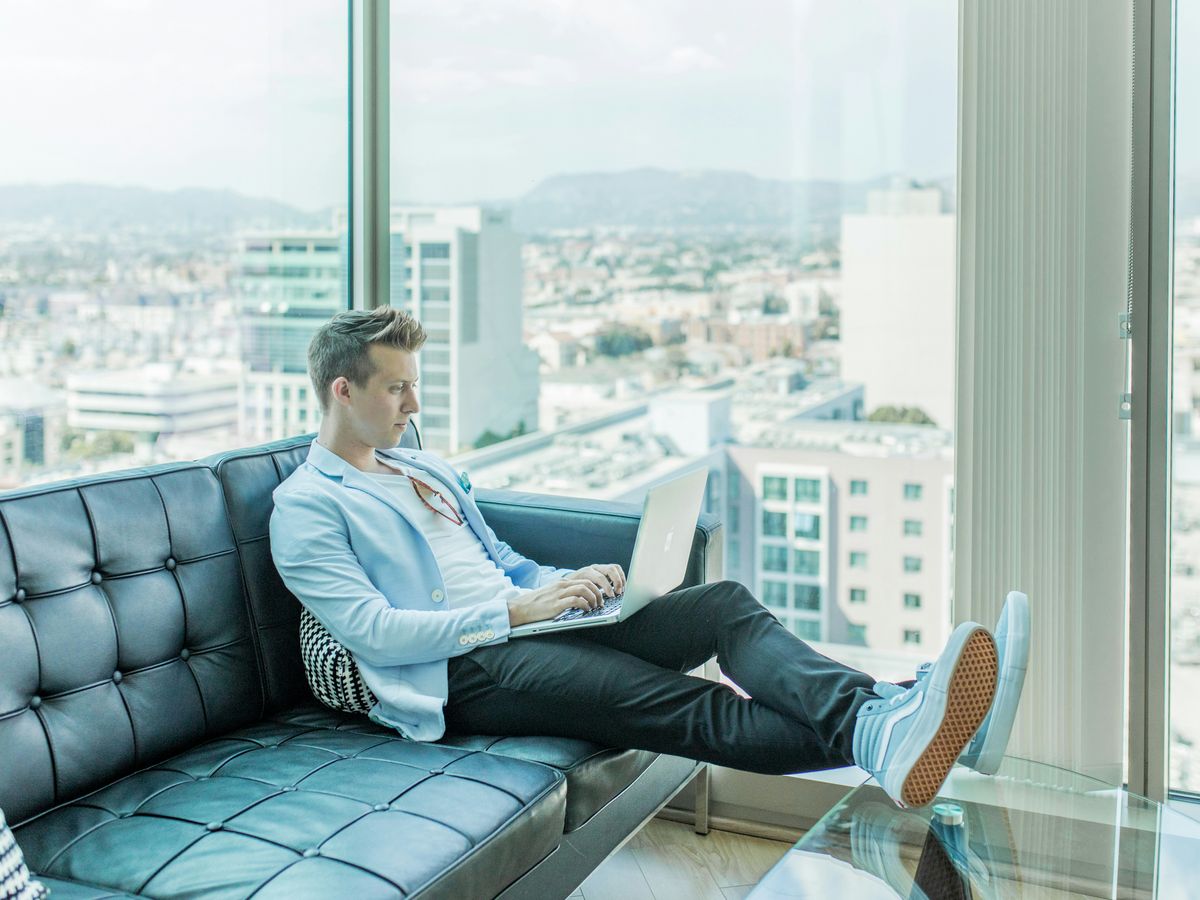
[270, 307, 1030, 809]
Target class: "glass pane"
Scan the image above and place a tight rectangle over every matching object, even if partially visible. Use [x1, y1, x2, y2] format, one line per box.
[0, 2, 349, 489]
[1172, 0, 1200, 795]
[387, 2, 957, 678]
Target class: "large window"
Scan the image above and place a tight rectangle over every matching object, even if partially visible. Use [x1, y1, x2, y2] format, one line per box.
[0, 2, 349, 489]
[1170, 0, 1200, 796]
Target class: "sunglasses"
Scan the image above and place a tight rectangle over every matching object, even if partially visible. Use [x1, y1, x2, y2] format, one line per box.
[407, 474, 465, 527]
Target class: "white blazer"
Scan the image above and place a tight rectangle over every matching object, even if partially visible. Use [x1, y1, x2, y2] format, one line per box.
[269, 440, 571, 740]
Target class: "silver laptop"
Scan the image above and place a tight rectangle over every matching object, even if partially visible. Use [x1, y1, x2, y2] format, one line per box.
[509, 467, 709, 638]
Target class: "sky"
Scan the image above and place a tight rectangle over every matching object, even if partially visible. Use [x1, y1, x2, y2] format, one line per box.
[2, 1, 1192, 212]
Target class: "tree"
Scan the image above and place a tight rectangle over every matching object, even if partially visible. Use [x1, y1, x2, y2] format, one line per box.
[595, 325, 653, 358]
[867, 405, 938, 427]
[473, 419, 528, 449]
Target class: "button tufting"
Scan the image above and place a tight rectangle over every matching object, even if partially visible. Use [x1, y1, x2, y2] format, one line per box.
[205, 822, 222, 832]
[373, 803, 388, 812]
[112, 671, 123, 684]
[165, 558, 177, 571]
[29, 696, 41, 710]
[429, 768, 444, 776]
[302, 848, 320, 858]
[179, 649, 191, 661]
[281, 785, 297, 792]
[14, 588, 25, 603]
[196, 775, 209, 781]
[91, 571, 103, 584]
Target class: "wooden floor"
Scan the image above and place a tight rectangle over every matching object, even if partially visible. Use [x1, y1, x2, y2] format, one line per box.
[565, 819, 793, 900]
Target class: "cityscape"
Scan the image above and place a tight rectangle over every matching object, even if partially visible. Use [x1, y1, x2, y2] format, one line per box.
[2, 176, 1200, 791]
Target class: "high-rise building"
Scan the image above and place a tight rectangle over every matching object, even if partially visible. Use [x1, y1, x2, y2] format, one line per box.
[840, 183, 956, 429]
[236, 208, 539, 454]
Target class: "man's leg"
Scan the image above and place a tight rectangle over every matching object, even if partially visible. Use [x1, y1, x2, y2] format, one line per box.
[445, 634, 849, 775]
[571, 579, 878, 764]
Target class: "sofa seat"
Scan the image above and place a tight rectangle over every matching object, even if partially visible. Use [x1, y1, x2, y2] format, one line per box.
[14, 715, 566, 899]
[274, 705, 658, 834]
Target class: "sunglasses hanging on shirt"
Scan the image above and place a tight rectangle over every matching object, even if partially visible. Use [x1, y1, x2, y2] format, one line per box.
[407, 474, 465, 527]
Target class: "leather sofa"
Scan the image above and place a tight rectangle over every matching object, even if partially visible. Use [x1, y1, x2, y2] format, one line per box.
[0, 429, 722, 899]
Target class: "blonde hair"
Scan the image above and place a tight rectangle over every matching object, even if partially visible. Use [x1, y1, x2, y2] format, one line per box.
[307, 307, 426, 413]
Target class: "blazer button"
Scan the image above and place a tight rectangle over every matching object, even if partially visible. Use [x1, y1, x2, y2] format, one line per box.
[458, 636, 469, 646]
[484, 630, 495, 640]
[467, 634, 478, 644]
[431, 589, 444, 602]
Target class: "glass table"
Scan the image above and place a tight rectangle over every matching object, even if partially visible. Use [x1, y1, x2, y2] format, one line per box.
[748, 758, 1200, 898]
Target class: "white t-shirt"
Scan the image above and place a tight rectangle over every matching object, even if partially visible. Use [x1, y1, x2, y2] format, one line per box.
[369, 460, 532, 611]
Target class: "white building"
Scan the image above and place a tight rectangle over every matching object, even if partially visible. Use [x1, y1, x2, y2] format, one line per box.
[66, 364, 239, 437]
[840, 183, 957, 430]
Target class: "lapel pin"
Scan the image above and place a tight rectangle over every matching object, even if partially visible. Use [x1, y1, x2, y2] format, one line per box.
[458, 470, 472, 493]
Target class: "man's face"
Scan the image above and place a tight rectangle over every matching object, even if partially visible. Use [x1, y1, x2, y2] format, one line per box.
[335, 344, 421, 448]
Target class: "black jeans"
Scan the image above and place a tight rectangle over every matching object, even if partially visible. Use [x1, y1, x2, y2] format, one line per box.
[444, 580, 880, 775]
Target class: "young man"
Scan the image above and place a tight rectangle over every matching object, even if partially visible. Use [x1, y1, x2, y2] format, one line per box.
[270, 307, 1030, 809]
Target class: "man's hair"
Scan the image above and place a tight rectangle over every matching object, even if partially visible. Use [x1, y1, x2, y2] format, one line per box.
[308, 307, 426, 413]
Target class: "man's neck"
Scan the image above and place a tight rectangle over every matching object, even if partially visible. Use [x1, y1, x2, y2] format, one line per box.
[315, 431, 386, 474]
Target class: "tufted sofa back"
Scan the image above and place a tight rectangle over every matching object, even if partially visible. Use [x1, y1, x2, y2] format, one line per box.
[0, 464, 265, 824]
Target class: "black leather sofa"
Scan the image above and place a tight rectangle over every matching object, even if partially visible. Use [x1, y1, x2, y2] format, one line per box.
[0, 431, 722, 899]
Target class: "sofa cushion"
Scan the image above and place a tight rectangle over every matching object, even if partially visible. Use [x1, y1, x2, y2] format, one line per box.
[274, 705, 656, 834]
[0, 467, 264, 826]
[15, 712, 565, 899]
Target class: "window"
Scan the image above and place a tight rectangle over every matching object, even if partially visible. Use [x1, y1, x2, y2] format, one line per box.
[420, 243, 451, 259]
[847, 624, 868, 645]
[849, 515, 868, 532]
[903, 519, 923, 536]
[762, 510, 788, 537]
[904, 592, 922, 609]
[794, 584, 821, 611]
[903, 629, 922, 645]
[793, 512, 821, 540]
[791, 620, 822, 642]
[763, 580, 789, 608]
[849, 551, 868, 569]
[762, 476, 787, 501]
[850, 588, 867, 604]
[903, 556, 923, 573]
[904, 483, 924, 500]
[763, 546, 788, 572]
[793, 549, 820, 576]
[850, 480, 869, 496]
[794, 477, 821, 502]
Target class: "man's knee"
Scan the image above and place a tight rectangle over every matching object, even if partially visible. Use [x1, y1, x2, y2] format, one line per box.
[706, 579, 759, 611]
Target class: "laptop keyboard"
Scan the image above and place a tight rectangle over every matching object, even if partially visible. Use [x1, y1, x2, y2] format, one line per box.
[554, 593, 624, 622]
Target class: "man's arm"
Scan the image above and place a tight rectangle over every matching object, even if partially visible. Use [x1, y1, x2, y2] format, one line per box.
[270, 488, 510, 668]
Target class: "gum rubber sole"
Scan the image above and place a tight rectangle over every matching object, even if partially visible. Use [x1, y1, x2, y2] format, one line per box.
[900, 628, 998, 807]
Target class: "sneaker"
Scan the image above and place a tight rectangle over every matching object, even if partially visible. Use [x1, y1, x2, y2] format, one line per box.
[914, 591, 1030, 776]
[852, 622, 998, 808]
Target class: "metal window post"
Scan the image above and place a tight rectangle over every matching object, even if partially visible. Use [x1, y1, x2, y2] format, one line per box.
[1127, 0, 1175, 802]
[350, 0, 390, 311]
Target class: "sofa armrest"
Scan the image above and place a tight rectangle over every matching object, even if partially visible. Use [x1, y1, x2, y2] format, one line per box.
[475, 488, 724, 592]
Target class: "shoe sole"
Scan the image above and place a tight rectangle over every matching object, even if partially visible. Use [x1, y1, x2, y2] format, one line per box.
[900, 627, 998, 807]
[968, 591, 1030, 775]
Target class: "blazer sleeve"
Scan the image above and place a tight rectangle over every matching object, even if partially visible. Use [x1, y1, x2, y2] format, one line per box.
[269, 488, 511, 667]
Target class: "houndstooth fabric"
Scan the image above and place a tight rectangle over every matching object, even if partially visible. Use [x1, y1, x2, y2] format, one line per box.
[0, 809, 47, 900]
[299, 605, 378, 714]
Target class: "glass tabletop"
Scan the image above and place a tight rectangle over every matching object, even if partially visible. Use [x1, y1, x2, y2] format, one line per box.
[749, 757, 1200, 898]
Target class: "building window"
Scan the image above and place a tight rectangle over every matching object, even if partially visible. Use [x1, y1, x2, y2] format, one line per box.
[763, 580, 789, 608]
[763, 546, 788, 572]
[904, 592, 922, 609]
[793, 549, 820, 576]
[904, 482, 923, 500]
[794, 584, 821, 611]
[794, 512, 821, 540]
[847, 624, 868, 645]
[850, 479, 868, 496]
[849, 551, 868, 569]
[794, 477, 821, 502]
[729, 505, 740, 532]
[849, 515, 868, 532]
[420, 242, 451, 259]
[762, 510, 787, 537]
[904, 629, 922, 645]
[904, 519, 923, 536]
[762, 476, 787, 500]
[791, 619, 821, 641]
[903, 556, 923, 573]
[850, 588, 867, 604]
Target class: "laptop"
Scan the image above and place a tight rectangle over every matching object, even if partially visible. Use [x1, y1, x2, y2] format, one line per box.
[509, 467, 709, 638]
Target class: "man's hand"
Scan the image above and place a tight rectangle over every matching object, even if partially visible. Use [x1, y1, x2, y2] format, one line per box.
[506, 563, 627, 627]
